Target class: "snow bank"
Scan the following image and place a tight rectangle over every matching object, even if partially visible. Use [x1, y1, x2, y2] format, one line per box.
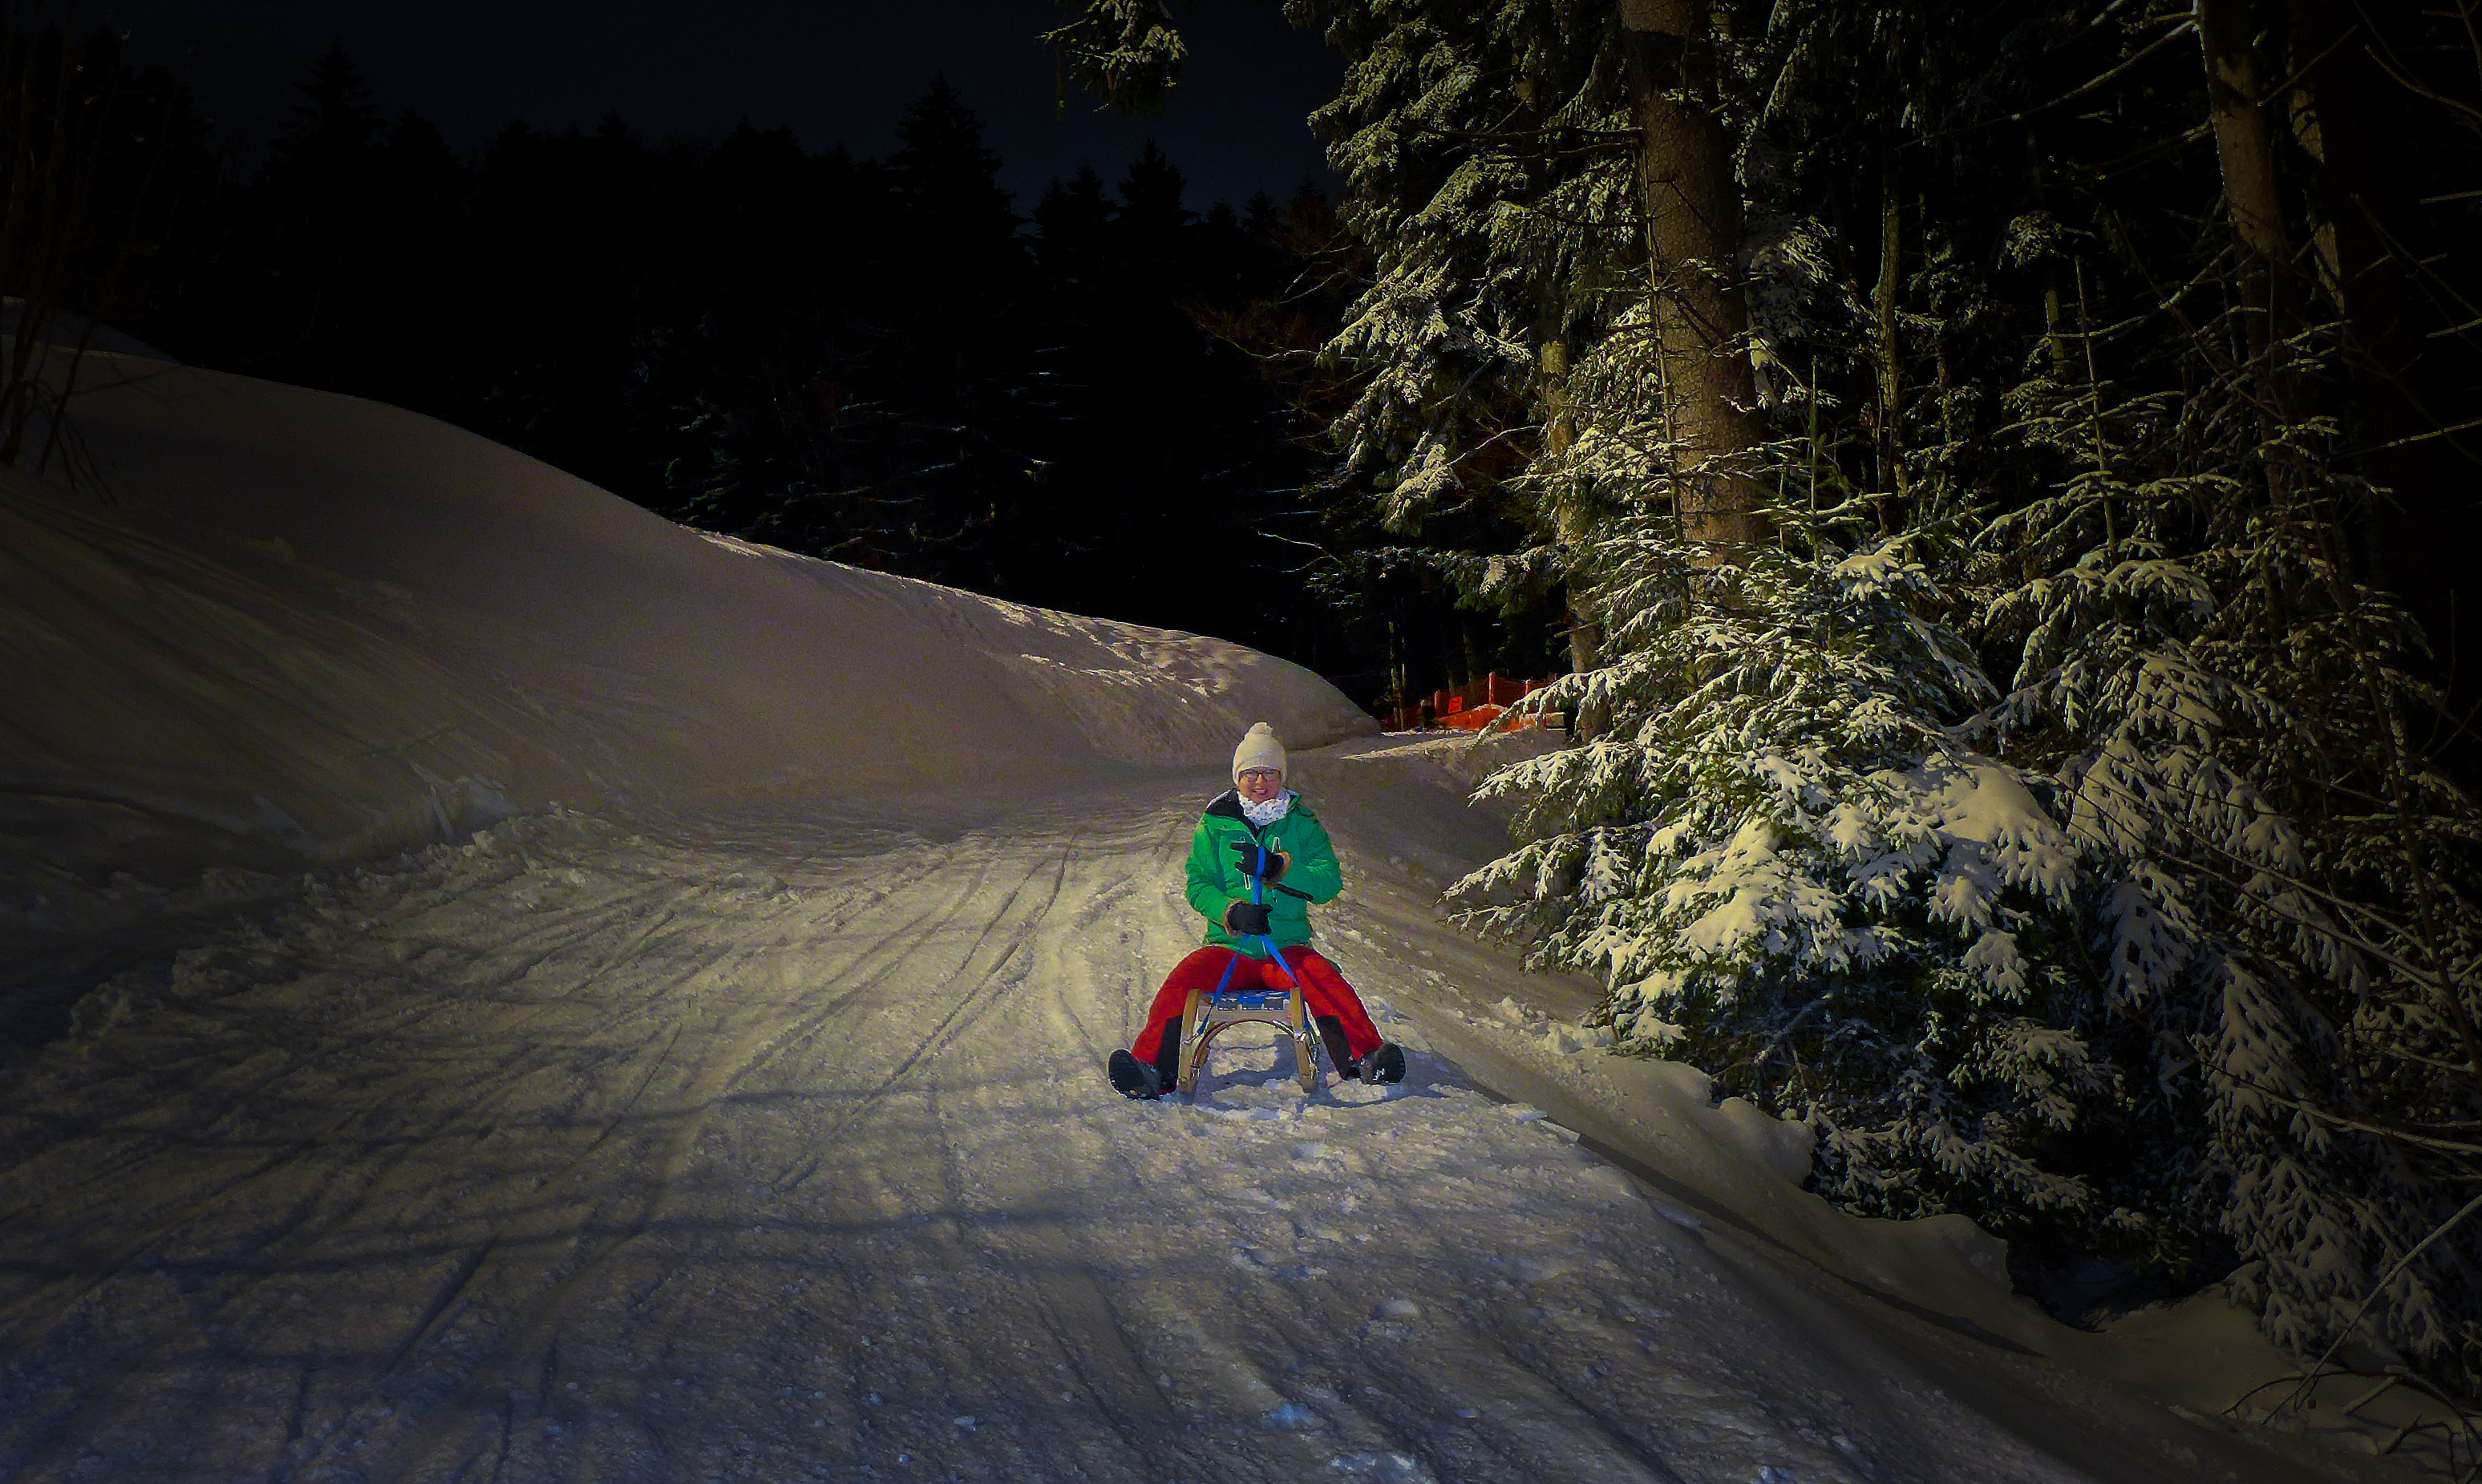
[3, 351, 1370, 896]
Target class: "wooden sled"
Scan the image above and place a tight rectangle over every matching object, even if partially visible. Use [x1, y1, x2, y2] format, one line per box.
[1177, 981, 1318, 1096]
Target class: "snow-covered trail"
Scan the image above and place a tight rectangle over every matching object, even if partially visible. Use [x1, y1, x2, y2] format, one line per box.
[0, 757, 2365, 1484]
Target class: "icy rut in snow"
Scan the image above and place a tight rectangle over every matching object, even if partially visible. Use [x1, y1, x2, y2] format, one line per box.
[8, 759, 2415, 1484]
[2, 782, 2115, 1484]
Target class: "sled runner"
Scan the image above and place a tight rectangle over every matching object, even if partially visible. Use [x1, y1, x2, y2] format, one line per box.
[1177, 969, 1318, 1095]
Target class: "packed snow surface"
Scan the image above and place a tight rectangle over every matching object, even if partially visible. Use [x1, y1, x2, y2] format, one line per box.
[0, 354, 2440, 1481]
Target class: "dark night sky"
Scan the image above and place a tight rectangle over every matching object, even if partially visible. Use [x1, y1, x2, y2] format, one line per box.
[127, 0, 1345, 213]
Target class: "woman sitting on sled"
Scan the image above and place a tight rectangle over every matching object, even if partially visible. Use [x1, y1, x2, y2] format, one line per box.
[1108, 722, 1406, 1099]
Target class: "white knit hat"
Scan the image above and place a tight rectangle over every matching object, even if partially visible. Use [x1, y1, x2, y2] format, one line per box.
[1232, 722, 1287, 785]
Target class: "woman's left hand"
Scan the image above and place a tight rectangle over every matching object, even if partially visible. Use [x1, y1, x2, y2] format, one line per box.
[1230, 841, 1291, 883]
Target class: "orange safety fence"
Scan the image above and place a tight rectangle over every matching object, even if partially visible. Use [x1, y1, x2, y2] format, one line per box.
[1379, 674, 1565, 733]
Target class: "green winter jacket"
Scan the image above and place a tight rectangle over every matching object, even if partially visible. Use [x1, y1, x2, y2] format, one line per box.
[1184, 791, 1343, 958]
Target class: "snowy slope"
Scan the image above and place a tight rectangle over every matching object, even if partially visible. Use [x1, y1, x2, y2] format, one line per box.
[0, 357, 2448, 1482]
[5, 350, 1369, 901]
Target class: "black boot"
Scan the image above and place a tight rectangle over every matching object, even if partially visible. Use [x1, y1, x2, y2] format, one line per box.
[1314, 1016, 1356, 1078]
[1153, 1034, 1183, 1095]
[1108, 1048, 1162, 1100]
[1361, 1041, 1407, 1084]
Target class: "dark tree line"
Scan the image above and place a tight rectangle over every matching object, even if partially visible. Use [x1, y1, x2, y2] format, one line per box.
[7, 33, 1564, 708]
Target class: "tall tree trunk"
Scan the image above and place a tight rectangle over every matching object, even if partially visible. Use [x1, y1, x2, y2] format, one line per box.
[1618, 0, 1763, 557]
[2282, 0, 2469, 711]
[1873, 156, 1905, 500]
[1538, 333, 1603, 673]
[2195, 0, 2301, 401]
[2197, 0, 2334, 647]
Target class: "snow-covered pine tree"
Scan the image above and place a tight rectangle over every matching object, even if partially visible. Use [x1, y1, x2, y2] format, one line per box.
[1452, 474, 2159, 1243]
[1294, 0, 2171, 1256]
[1983, 262, 2482, 1381]
[1432, 0, 2193, 1259]
[1940, 0, 2482, 1381]
[1288, 0, 1641, 672]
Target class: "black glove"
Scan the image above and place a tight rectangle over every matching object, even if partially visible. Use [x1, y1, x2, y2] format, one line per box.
[1229, 840, 1288, 883]
[1224, 900, 1274, 937]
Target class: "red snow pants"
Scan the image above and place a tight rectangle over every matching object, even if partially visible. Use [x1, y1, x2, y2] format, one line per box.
[1130, 946, 1384, 1064]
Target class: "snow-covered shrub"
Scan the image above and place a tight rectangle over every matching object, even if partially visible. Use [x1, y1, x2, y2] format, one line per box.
[1447, 481, 2172, 1251]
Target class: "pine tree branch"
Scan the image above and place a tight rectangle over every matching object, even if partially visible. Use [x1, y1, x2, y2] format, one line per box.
[2148, 835, 2463, 1005]
[2363, 16, 2482, 130]
[2375, 1044, 2482, 1079]
[1407, 123, 1642, 150]
[1908, 20, 2199, 148]
[2277, 1186, 2482, 1420]
[2081, 120, 2217, 182]
[2043, 746, 2476, 1045]
[2197, 1059, 2482, 1156]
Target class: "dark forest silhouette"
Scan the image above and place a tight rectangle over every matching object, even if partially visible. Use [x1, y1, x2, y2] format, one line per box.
[57, 38, 1548, 711]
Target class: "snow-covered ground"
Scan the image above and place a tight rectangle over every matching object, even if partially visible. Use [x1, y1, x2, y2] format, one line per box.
[0, 352, 2448, 1481]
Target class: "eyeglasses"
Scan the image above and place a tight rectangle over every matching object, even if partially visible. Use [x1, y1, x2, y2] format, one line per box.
[1237, 768, 1282, 782]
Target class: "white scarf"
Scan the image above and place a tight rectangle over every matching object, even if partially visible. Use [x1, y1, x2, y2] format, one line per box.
[1241, 790, 1296, 828]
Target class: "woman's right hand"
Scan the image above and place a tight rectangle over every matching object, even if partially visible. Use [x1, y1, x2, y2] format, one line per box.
[1224, 900, 1273, 936]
